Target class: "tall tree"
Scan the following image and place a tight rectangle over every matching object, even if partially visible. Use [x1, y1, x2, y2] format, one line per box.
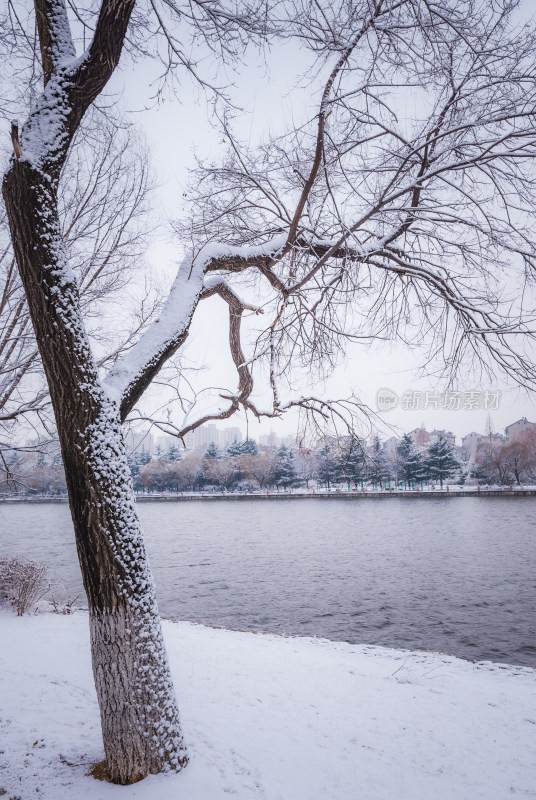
[166, 443, 182, 462]
[338, 436, 366, 487]
[273, 444, 298, 488]
[295, 448, 318, 489]
[425, 436, 459, 487]
[139, 458, 176, 492]
[174, 452, 203, 491]
[239, 450, 277, 488]
[316, 442, 339, 488]
[203, 453, 241, 489]
[368, 436, 390, 485]
[405, 448, 426, 484]
[204, 442, 220, 460]
[396, 434, 424, 483]
[395, 435, 412, 475]
[3, 0, 536, 785]
[502, 436, 534, 486]
[226, 439, 244, 456]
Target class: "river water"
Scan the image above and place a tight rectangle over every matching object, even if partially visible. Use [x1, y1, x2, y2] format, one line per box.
[1, 497, 534, 667]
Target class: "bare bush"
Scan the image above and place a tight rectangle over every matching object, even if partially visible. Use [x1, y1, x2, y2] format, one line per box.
[0, 556, 51, 615]
[50, 584, 81, 615]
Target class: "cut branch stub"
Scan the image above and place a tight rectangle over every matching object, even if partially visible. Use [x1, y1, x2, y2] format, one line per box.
[10, 122, 22, 160]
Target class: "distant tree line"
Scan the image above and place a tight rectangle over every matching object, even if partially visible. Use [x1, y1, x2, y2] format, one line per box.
[0, 448, 67, 495]
[7, 430, 536, 495]
[127, 434, 462, 493]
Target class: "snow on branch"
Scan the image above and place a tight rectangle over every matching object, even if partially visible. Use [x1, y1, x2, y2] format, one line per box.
[34, 0, 76, 84]
[201, 276, 264, 315]
[17, 0, 136, 172]
[104, 236, 286, 420]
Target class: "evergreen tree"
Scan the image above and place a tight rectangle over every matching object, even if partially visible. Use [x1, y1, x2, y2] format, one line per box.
[166, 443, 182, 462]
[204, 442, 220, 459]
[239, 439, 258, 455]
[127, 454, 139, 487]
[368, 436, 390, 485]
[51, 450, 63, 469]
[396, 434, 413, 472]
[396, 433, 424, 483]
[338, 437, 365, 487]
[316, 443, 339, 488]
[273, 445, 298, 488]
[405, 448, 426, 483]
[138, 449, 151, 466]
[425, 435, 459, 487]
[225, 438, 258, 456]
[129, 449, 151, 491]
[226, 439, 243, 456]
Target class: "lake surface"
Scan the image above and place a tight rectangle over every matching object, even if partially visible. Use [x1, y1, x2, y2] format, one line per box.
[1, 498, 535, 667]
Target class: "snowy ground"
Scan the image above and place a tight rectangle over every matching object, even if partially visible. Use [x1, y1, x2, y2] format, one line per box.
[1, 611, 535, 800]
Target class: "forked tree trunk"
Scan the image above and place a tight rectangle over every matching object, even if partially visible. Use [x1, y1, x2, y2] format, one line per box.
[3, 157, 188, 783]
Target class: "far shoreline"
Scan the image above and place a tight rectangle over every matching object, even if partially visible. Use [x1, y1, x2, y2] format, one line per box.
[2, 488, 536, 503]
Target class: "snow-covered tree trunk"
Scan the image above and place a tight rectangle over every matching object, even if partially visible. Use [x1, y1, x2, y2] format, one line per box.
[3, 158, 187, 783]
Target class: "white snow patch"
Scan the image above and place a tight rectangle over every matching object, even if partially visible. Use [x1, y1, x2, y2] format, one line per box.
[1, 611, 535, 799]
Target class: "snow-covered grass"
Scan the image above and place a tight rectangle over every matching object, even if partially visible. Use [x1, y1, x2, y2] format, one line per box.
[1, 611, 535, 799]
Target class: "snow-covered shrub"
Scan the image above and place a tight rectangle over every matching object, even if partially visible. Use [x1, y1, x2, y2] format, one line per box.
[0, 555, 51, 615]
[50, 584, 80, 614]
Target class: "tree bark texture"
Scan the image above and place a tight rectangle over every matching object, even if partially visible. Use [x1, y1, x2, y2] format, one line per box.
[2, 159, 188, 783]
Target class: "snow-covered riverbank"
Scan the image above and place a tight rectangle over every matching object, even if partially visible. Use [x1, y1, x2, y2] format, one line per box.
[1, 611, 535, 799]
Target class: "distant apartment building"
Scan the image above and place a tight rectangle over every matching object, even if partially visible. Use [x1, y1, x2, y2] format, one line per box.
[461, 432, 483, 452]
[504, 417, 536, 442]
[154, 434, 179, 454]
[429, 429, 456, 446]
[408, 428, 431, 448]
[157, 426, 249, 454]
[382, 436, 400, 454]
[124, 430, 154, 455]
[191, 423, 220, 451]
[182, 430, 195, 449]
[175, 424, 246, 451]
[256, 431, 295, 450]
[408, 427, 456, 448]
[220, 427, 243, 448]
